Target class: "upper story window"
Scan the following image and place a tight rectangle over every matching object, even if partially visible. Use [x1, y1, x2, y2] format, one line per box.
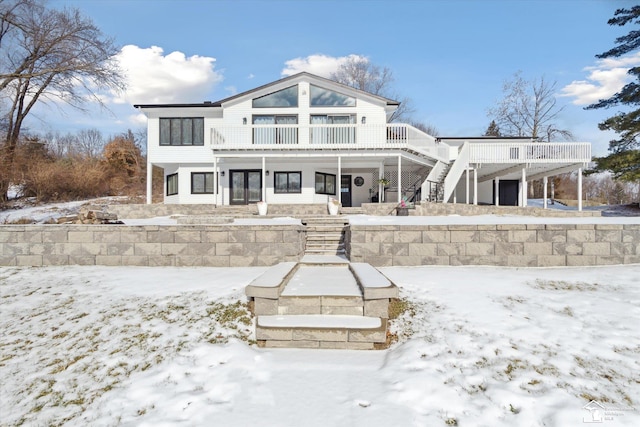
[160, 118, 204, 146]
[310, 84, 356, 107]
[252, 85, 298, 108]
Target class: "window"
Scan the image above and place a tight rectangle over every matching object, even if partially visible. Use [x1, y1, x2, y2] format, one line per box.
[191, 172, 215, 194]
[252, 85, 298, 107]
[166, 173, 178, 196]
[310, 84, 356, 106]
[253, 115, 298, 145]
[315, 172, 336, 195]
[274, 172, 301, 193]
[310, 115, 356, 144]
[159, 118, 204, 146]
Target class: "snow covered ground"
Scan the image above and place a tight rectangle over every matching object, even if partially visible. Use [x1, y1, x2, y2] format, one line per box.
[1, 264, 639, 426]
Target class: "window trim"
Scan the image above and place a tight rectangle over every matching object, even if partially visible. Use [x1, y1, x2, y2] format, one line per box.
[274, 171, 302, 194]
[315, 172, 336, 195]
[159, 117, 204, 146]
[166, 173, 178, 196]
[190, 172, 216, 194]
[252, 85, 299, 108]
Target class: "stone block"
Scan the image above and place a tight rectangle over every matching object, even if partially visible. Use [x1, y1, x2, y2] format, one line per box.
[107, 243, 135, 256]
[507, 255, 537, 267]
[256, 327, 293, 341]
[348, 320, 387, 343]
[595, 256, 625, 265]
[450, 230, 479, 243]
[364, 299, 389, 318]
[351, 242, 380, 256]
[465, 243, 494, 256]
[380, 243, 409, 256]
[256, 230, 283, 243]
[421, 256, 450, 265]
[322, 306, 364, 315]
[293, 328, 348, 341]
[408, 243, 437, 257]
[537, 255, 566, 267]
[119, 230, 147, 243]
[67, 231, 94, 243]
[365, 230, 394, 243]
[495, 242, 524, 256]
[55, 243, 85, 256]
[622, 230, 640, 243]
[595, 230, 622, 243]
[509, 230, 538, 243]
[202, 255, 230, 267]
[583, 242, 610, 256]
[147, 256, 175, 266]
[536, 230, 566, 243]
[523, 242, 552, 256]
[134, 243, 162, 256]
[17, 231, 43, 243]
[553, 243, 583, 255]
[480, 231, 508, 243]
[146, 230, 175, 243]
[229, 229, 255, 243]
[120, 256, 149, 266]
[394, 230, 422, 243]
[93, 231, 121, 243]
[175, 256, 204, 266]
[0, 231, 18, 243]
[321, 296, 363, 307]
[567, 229, 595, 243]
[254, 298, 279, 315]
[263, 340, 319, 348]
[362, 255, 393, 267]
[174, 231, 202, 243]
[497, 224, 526, 230]
[230, 256, 257, 267]
[42, 254, 69, 265]
[16, 255, 42, 266]
[215, 242, 245, 256]
[437, 243, 465, 256]
[201, 231, 229, 243]
[567, 255, 596, 266]
[392, 256, 425, 266]
[610, 242, 635, 256]
[27, 243, 54, 256]
[95, 255, 121, 266]
[422, 230, 450, 243]
[161, 243, 189, 256]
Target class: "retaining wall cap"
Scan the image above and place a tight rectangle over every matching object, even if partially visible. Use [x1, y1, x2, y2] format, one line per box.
[257, 314, 381, 329]
[248, 262, 297, 289]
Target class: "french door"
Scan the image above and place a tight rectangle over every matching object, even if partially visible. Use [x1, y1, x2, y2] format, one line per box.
[230, 170, 262, 205]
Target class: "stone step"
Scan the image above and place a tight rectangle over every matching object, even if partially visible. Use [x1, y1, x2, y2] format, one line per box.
[256, 315, 387, 349]
[277, 295, 363, 315]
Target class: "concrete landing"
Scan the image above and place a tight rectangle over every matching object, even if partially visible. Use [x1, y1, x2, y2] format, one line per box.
[281, 265, 361, 297]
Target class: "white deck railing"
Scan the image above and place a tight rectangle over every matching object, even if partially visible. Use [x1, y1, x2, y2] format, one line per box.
[210, 124, 450, 161]
[468, 142, 591, 163]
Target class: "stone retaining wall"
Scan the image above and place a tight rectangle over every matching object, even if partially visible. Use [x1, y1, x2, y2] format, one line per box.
[346, 224, 640, 267]
[360, 202, 602, 217]
[0, 224, 305, 267]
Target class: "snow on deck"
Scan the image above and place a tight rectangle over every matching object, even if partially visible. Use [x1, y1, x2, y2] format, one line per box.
[281, 265, 361, 297]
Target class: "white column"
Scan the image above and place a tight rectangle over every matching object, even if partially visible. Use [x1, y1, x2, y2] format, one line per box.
[379, 162, 384, 203]
[473, 168, 478, 205]
[495, 177, 500, 206]
[146, 160, 152, 204]
[520, 167, 527, 207]
[397, 155, 402, 204]
[337, 156, 342, 204]
[543, 176, 548, 209]
[262, 156, 266, 202]
[465, 167, 470, 204]
[577, 167, 583, 211]
[453, 188, 457, 204]
[213, 155, 218, 205]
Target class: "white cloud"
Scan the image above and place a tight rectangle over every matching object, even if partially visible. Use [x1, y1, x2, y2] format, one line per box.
[112, 45, 223, 104]
[129, 113, 148, 126]
[224, 86, 238, 96]
[281, 54, 367, 78]
[247, 73, 255, 79]
[560, 52, 640, 105]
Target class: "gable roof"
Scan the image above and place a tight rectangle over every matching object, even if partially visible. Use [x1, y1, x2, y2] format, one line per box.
[133, 71, 400, 109]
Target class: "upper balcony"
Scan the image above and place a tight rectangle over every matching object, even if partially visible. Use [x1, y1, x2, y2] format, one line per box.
[467, 142, 592, 164]
[210, 123, 451, 162]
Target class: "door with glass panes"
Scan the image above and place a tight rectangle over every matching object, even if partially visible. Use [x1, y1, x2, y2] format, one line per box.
[230, 170, 262, 205]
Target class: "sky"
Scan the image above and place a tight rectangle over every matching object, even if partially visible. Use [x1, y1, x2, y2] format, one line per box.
[28, 0, 639, 156]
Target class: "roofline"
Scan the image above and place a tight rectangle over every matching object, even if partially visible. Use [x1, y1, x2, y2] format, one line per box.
[437, 136, 533, 140]
[133, 71, 400, 109]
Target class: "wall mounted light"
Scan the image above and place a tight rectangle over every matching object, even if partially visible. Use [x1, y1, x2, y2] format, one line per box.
[220, 171, 225, 177]
[361, 116, 366, 124]
[242, 117, 247, 125]
[265, 170, 270, 176]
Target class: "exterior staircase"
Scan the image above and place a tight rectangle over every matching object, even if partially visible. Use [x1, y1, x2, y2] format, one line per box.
[245, 260, 398, 349]
[301, 217, 349, 256]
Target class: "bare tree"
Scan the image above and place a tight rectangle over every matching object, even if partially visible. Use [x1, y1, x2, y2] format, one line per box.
[0, 0, 124, 201]
[330, 57, 414, 123]
[488, 72, 574, 141]
[76, 128, 104, 159]
[409, 120, 439, 136]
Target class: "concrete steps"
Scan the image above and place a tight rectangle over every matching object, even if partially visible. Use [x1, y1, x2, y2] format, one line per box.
[302, 217, 349, 257]
[246, 261, 398, 350]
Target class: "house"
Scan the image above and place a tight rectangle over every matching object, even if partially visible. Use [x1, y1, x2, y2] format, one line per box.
[135, 72, 591, 210]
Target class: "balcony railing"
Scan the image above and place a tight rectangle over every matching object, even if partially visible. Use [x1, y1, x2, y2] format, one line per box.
[210, 124, 450, 161]
[468, 142, 592, 163]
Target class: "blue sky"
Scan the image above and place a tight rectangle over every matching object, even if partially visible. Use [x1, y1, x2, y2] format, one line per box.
[38, 0, 638, 156]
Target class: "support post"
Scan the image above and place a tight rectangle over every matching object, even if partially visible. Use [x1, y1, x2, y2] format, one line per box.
[577, 167, 583, 211]
[465, 168, 470, 204]
[473, 167, 478, 205]
[521, 167, 527, 207]
[262, 156, 266, 202]
[213, 155, 218, 205]
[543, 176, 548, 209]
[495, 177, 500, 206]
[338, 156, 342, 204]
[379, 162, 384, 203]
[146, 160, 152, 204]
[397, 155, 402, 204]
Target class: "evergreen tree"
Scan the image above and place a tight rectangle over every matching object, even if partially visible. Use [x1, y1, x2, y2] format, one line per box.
[586, 6, 640, 182]
[484, 120, 501, 137]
